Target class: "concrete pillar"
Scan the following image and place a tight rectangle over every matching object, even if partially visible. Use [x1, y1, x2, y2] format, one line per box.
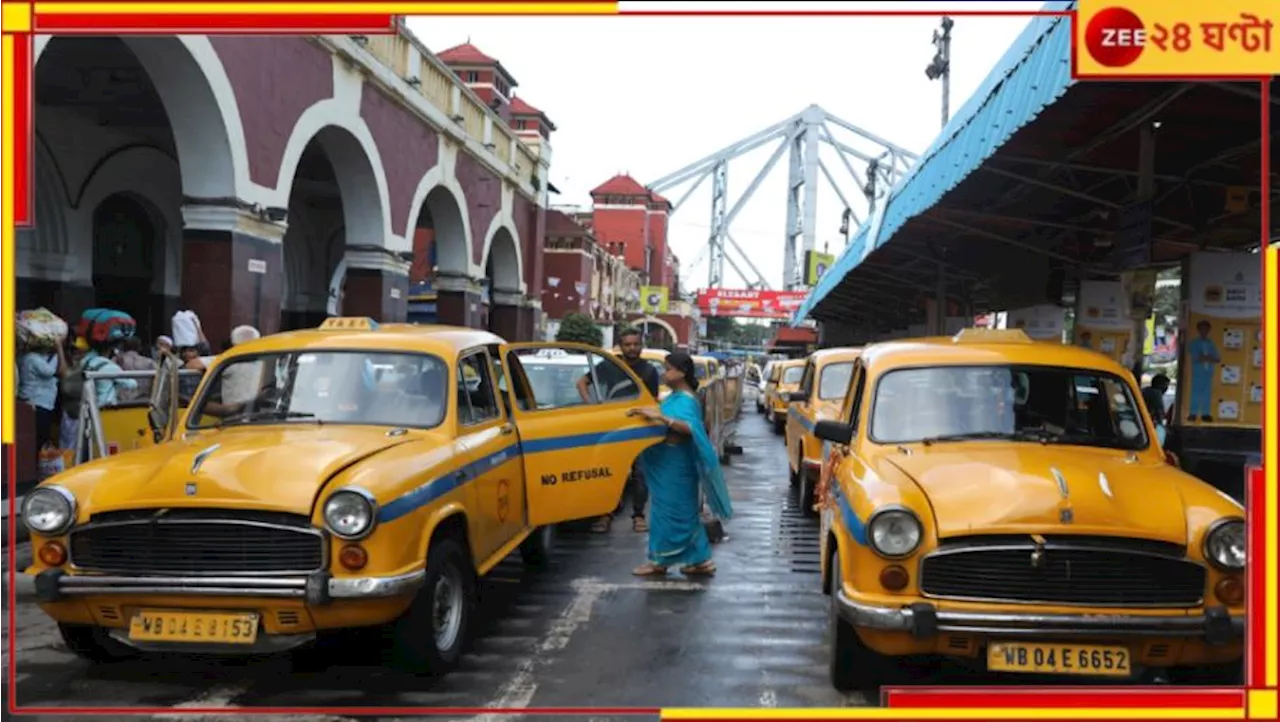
[179, 204, 286, 349]
[435, 272, 484, 329]
[340, 250, 409, 323]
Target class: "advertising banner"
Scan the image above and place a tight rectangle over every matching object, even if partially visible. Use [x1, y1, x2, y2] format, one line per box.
[640, 286, 669, 314]
[696, 289, 808, 319]
[1180, 251, 1261, 428]
[804, 251, 836, 287]
[1074, 280, 1132, 363]
[1006, 305, 1067, 342]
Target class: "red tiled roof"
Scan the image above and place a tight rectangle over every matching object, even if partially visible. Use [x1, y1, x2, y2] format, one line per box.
[509, 96, 557, 131]
[590, 174, 649, 197]
[437, 42, 494, 64]
[435, 42, 519, 86]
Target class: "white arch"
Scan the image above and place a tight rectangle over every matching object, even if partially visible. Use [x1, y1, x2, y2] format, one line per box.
[633, 315, 679, 344]
[480, 217, 524, 294]
[274, 98, 393, 251]
[37, 36, 250, 202]
[404, 163, 473, 279]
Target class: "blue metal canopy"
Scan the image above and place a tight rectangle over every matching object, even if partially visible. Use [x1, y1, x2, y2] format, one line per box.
[793, 1, 1077, 325]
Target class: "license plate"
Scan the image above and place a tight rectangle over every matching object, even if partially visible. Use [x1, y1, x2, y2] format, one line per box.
[987, 641, 1131, 676]
[129, 609, 260, 645]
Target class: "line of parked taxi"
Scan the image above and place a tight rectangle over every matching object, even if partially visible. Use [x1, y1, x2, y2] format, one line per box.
[20, 319, 743, 679]
[773, 328, 1245, 689]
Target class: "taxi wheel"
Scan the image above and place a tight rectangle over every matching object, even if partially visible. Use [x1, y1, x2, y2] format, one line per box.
[520, 524, 556, 568]
[799, 466, 816, 518]
[391, 537, 476, 675]
[828, 553, 888, 692]
[773, 417, 785, 435]
[58, 623, 139, 663]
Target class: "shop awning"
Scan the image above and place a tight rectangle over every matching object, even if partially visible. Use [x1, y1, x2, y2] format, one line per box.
[793, 0, 1076, 324]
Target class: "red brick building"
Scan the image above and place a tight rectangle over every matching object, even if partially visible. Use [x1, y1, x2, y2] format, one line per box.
[588, 174, 672, 284]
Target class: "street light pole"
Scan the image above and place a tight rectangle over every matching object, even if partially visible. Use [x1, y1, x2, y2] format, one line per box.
[926, 16, 954, 129]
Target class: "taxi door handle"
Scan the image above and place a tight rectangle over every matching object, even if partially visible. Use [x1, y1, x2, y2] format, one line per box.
[500, 424, 515, 436]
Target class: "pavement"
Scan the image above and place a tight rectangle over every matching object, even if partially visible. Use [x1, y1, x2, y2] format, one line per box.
[1, 401, 1203, 719]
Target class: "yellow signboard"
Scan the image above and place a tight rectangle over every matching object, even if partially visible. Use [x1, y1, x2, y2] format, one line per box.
[1075, 0, 1280, 78]
[640, 286, 669, 314]
[804, 251, 836, 287]
[1073, 281, 1132, 364]
[1179, 252, 1261, 429]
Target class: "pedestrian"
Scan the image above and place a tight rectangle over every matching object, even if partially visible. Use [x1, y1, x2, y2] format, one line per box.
[154, 335, 174, 360]
[114, 336, 156, 401]
[18, 338, 69, 454]
[626, 350, 733, 577]
[1142, 373, 1171, 425]
[220, 325, 262, 404]
[577, 327, 661, 534]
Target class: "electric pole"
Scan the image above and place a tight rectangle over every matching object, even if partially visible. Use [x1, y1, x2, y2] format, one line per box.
[926, 16, 954, 129]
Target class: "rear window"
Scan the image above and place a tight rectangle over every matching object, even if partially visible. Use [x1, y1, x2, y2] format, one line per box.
[782, 366, 804, 384]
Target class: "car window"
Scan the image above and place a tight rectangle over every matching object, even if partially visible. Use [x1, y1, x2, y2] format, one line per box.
[782, 366, 804, 384]
[487, 343, 512, 416]
[798, 362, 816, 396]
[818, 362, 854, 401]
[869, 364, 1150, 450]
[512, 347, 641, 410]
[846, 364, 867, 434]
[187, 351, 448, 430]
[457, 351, 501, 426]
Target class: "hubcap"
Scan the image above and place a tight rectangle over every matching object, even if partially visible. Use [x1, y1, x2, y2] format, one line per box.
[431, 564, 464, 651]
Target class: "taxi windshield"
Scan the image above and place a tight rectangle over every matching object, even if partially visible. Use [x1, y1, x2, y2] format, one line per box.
[869, 364, 1149, 450]
[782, 366, 804, 384]
[818, 362, 854, 400]
[187, 350, 448, 430]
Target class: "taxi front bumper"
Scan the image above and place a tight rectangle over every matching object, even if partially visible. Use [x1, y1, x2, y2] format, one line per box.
[836, 590, 1244, 646]
[33, 568, 426, 604]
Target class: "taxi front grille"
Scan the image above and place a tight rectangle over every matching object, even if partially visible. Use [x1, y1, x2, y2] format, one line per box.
[69, 512, 325, 575]
[919, 539, 1206, 608]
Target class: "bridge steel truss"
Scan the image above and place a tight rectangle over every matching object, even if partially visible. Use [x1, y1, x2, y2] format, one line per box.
[648, 105, 917, 291]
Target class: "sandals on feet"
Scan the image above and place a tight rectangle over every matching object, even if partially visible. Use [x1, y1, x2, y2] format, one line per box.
[590, 515, 612, 533]
[632, 516, 649, 532]
[632, 562, 668, 577]
[680, 561, 717, 576]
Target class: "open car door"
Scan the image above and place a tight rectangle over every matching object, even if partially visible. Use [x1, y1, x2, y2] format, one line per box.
[501, 342, 664, 527]
[147, 352, 183, 444]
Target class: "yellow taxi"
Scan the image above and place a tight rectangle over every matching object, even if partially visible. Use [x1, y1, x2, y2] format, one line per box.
[784, 347, 860, 517]
[23, 318, 663, 675]
[767, 358, 806, 434]
[814, 329, 1244, 689]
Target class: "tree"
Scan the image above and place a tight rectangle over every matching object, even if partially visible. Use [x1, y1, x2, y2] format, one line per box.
[556, 312, 604, 347]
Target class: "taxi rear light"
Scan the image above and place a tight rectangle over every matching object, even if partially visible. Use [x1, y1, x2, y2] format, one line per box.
[339, 544, 369, 571]
[38, 541, 67, 567]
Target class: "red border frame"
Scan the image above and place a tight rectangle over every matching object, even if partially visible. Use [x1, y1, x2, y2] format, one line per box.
[2, 2, 1273, 718]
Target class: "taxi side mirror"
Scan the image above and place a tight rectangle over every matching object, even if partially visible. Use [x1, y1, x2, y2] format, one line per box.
[788, 391, 808, 403]
[814, 419, 853, 445]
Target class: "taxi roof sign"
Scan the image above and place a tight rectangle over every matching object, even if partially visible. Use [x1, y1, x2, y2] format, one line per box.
[319, 317, 380, 331]
[952, 328, 1032, 345]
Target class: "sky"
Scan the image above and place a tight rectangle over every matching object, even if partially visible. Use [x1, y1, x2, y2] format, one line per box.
[406, 3, 1046, 292]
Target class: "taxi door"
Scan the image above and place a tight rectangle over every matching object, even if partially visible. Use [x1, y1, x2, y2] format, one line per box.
[147, 353, 182, 443]
[500, 342, 663, 527]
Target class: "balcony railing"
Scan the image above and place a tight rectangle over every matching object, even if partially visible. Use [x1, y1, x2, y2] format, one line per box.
[358, 29, 543, 179]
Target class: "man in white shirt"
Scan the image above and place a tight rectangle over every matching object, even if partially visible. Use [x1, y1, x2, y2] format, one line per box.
[220, 325, 262, 405]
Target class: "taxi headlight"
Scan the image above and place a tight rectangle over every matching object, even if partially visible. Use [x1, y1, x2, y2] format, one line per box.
[323, 489, 377, 540]
[867, 506, 922, 559]
[22, 486, 77, 536]
[1203, 518, 1245, 571]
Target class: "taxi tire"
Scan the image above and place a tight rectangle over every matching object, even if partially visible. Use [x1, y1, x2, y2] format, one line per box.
[58, 623, 139, 663]
[773, 416, 785, 435]
[828, 553, 888, 692]
[520, 524, 556, 567]
[798, 464, 816, 518]
[391, 537, 476, 676]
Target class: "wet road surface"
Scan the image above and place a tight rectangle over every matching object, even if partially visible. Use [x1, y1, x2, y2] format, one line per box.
[5, 399, 862, 719]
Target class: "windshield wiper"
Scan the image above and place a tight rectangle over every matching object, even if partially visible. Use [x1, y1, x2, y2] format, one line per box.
[919, 430, 1046, 446]
[220, 410, 320, 427]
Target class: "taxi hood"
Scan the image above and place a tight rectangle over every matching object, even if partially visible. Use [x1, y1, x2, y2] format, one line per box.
[56, 426, 419, 517]
[882, 445, 1189, 545]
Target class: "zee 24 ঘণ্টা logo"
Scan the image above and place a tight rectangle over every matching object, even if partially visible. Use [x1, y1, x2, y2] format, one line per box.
[1083, 5, 1273, 68]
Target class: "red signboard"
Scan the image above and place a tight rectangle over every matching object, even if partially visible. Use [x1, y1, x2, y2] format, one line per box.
[696, 289, 809, 319]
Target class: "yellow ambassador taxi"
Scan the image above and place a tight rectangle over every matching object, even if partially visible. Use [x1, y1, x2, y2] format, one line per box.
[784, 347, 860, 517]
[767, 358, 806, 435]
[814, 329, 1245, 690]
[23, 318, 664, 675]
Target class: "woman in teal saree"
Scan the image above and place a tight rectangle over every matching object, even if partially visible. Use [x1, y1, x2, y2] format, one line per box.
[627, 351, 733, 577]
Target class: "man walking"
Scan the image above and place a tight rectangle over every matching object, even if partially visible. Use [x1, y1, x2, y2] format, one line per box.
[578, 328, 661, 533]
